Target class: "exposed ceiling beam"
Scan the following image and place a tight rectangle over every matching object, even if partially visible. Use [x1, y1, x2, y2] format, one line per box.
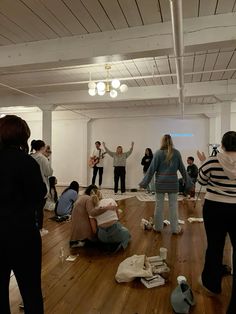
[0, 13, 235, 70]
[6, 67, 236, 90]
[0, 80, 236, 108]
[0, 103, 221, 119]
[169, 0, 185, 115]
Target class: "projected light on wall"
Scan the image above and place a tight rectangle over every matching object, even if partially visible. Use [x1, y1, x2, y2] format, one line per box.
[170, 133, 193, 137]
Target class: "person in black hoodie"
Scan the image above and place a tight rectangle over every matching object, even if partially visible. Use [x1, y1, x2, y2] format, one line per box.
[141, 148, 154, 193]
[0, 115, 46, 314]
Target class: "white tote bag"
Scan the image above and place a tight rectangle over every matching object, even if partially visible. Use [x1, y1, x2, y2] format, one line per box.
[115, 254, 153, 283]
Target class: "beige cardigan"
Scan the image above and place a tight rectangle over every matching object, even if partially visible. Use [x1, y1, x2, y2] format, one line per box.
[70, 194, 107, 241]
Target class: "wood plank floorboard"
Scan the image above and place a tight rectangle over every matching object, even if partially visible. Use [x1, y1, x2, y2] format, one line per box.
[9, 193, 232, 314]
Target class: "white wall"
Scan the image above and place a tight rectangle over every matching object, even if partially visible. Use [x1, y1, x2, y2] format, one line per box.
[231, 113, 236, 129]
[15, 111, 209, 189]
[88, 116, 209, 189]
[17, 111, 86, 186]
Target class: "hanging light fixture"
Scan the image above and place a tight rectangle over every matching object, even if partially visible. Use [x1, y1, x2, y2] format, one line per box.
[88, 64, 128, 98]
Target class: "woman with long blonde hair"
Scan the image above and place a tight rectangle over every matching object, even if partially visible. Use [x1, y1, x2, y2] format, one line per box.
[160, 134, 174, 163]
[140, 134, 192, 234]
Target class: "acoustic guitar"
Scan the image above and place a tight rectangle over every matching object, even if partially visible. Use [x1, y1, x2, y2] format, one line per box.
[88, 152, 106, 168]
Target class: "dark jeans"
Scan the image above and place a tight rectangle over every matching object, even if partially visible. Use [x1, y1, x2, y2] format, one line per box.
[36, 198, 46, 230]
[202, 199, 236, 314]
[114, 166, 126, 193]
[92, 166, 103, 186]
[0, 229, 43, 314]
[179, 178, 196, 197]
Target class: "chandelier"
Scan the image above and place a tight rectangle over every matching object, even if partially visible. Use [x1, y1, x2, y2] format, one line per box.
[88, 64, 128, 98]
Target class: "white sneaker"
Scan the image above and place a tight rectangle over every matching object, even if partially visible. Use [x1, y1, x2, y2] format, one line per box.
[99, 185, 102, 190]
[19, 301, 24, 310]
[70, 241, 85, 248]
[40, 228, 49, 237]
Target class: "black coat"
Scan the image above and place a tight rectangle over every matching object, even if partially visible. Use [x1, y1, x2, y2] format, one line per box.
[0, 147, 47, 231]
[141, 155, 153, 173]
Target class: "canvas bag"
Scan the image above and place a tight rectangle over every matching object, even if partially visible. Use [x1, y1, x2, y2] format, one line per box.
[115, 254, 153, 283]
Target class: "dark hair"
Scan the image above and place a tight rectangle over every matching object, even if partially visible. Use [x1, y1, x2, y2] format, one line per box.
[84, 184, 98, 196]
[49, 176, 58, 203]
[222, 131, 236, 152]
[62, 181, 79, 195]
[145, 148, 153, 157]
[95, 141, 101, 145]
[187, 156, 194, 162]
[0, 115, 30, 153]
[30, 139, 45, 152]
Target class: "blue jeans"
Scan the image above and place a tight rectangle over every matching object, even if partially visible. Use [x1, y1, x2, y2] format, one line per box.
[143, 172, 155, 192]
[97, 221, 131, 249]
[154, 192, 179, 233]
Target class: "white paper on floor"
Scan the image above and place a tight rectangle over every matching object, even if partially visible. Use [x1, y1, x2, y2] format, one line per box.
[79, 189, 201, 203]
[66, 255, 79, 261]
[187, 217, 203, 223]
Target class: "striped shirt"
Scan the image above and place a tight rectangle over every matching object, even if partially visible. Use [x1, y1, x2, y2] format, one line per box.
[198, 156, 236, 203]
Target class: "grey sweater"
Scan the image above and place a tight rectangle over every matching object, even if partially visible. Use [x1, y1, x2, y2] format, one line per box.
[104, 145, 133, 167]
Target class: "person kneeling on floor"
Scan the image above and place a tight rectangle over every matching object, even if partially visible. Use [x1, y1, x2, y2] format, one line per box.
[90, 191, 131, 253]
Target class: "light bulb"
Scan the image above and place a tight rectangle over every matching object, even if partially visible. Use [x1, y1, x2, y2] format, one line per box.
[98, 89, 106, 96]
[120, 84, 128, 93]
[111, 79, 120, 89]
[110, 89, 118, 98]
[88, 88, 97, 96]
[88, 81, 96, 89]
[97, 81, 106, 92]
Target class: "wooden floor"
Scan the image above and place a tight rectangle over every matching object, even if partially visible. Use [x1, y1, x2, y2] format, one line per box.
[10, 193, 232, 314]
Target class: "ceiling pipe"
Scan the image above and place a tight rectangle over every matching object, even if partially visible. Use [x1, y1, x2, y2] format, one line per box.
[169, 0, 184, 117]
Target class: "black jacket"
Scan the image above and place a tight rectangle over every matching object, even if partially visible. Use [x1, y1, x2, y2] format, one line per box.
[141, 155, 153, 173]
[187, 164, 198, 182]
[0, 147, 47, 231]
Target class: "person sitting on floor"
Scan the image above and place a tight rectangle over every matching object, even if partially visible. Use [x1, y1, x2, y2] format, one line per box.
[70, 185, 117, 248]
[55, 181, 79, 218]
[90, 191, 131, 252]
[179, 156, 198, 197]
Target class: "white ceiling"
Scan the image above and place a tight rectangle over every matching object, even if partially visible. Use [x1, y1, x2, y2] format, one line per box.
[0, 0, 236, 118]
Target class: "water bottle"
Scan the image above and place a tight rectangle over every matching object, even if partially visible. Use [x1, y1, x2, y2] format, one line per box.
[171, 275, 195, 313]
[177, 275, 187, 285]
[59, 246, 65, 264]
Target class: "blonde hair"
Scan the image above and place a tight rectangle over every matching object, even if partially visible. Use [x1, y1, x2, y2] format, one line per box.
[160, 134, 174, 163]
[91, 190, 102, 207]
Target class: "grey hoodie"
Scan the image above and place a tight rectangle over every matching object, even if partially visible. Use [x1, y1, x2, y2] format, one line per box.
[217, 152, 236, 180]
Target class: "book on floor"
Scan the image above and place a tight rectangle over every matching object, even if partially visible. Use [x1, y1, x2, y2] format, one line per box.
[141, 274, 165, 288]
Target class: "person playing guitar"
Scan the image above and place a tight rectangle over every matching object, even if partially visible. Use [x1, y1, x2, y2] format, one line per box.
[89, 151, 106, 168]
[90, 141, 106, 189]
